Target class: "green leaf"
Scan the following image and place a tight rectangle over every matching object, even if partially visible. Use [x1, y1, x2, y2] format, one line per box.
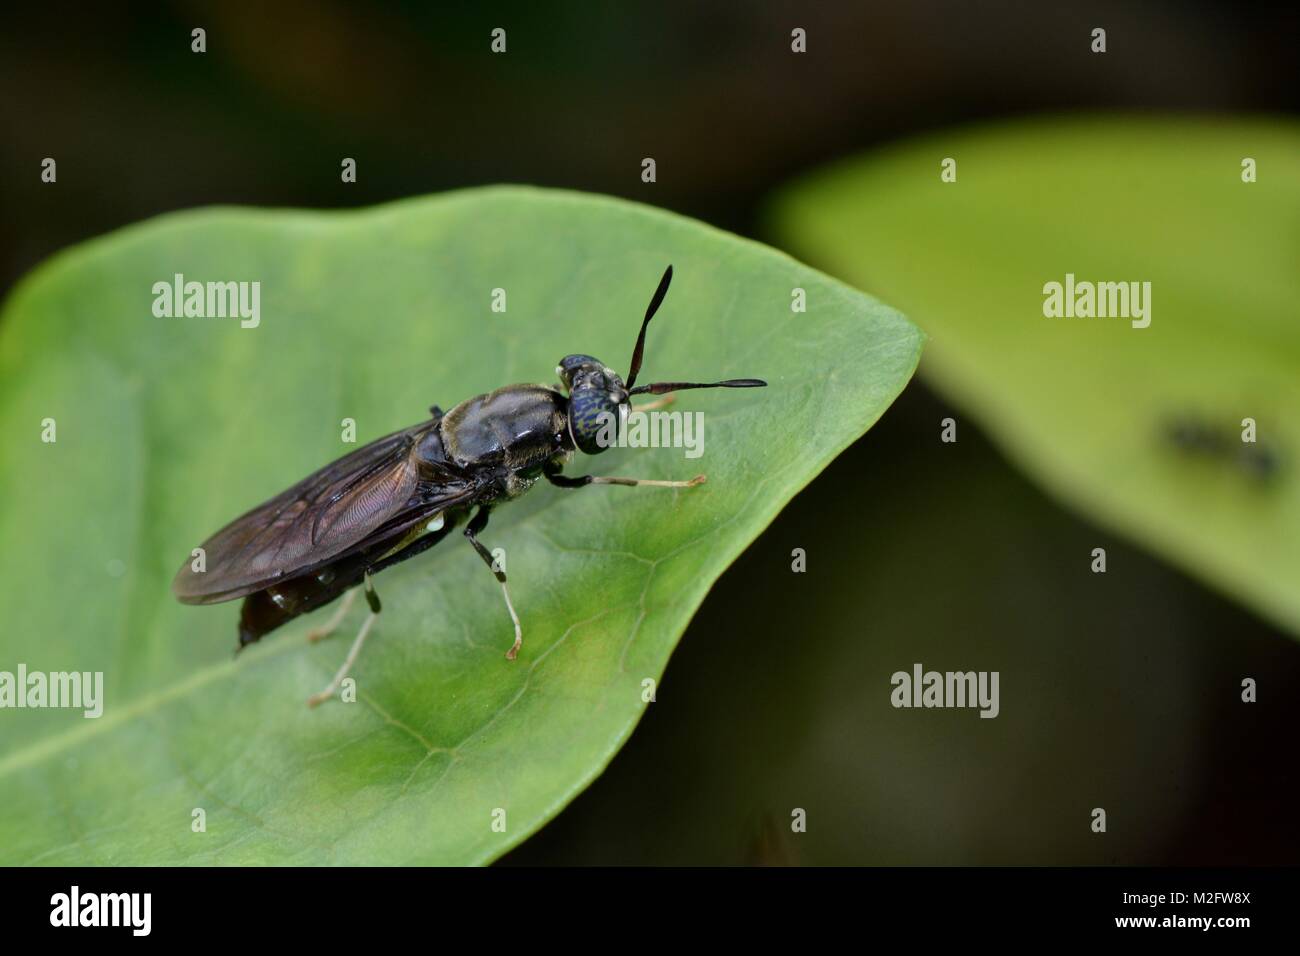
[771, 116, 1300, 638]
[0, 186, 921, 864]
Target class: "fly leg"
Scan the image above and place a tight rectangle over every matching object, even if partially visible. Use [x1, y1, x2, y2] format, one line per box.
[631, 392, 676, 413]
[464, 506, 522, 660]
[308, 571, 381, 708]
[305, 588, 358, 644]
[544, 460, 705, 490]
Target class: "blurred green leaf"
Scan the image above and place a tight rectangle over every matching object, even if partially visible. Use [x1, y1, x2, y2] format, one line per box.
[771, 116, 1300, 638]
[0, 186, 921, 864]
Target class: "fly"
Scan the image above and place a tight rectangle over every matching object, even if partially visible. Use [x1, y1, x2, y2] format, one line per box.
[172, 266, 766, 706]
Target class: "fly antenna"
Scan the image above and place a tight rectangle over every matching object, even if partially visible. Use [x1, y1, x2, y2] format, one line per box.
[628, 379, 767, 396]
[625, 264, 673, 390]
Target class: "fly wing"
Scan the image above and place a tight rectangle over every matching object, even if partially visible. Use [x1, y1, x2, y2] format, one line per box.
[172, 419, 469, 604]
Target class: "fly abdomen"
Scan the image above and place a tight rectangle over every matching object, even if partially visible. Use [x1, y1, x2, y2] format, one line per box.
[238, 572, 359, 647]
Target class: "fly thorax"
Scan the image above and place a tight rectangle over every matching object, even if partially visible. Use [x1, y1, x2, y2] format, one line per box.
[503, 472, 538, 498]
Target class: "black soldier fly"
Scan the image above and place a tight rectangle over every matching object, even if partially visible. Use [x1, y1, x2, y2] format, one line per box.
[172, 266, 766, 706]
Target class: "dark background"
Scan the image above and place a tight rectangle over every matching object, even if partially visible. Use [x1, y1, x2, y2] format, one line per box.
[3, 1, 1297, 864]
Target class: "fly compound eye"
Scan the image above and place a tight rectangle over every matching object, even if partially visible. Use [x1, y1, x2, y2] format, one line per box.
[568, 387, 621, 455]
